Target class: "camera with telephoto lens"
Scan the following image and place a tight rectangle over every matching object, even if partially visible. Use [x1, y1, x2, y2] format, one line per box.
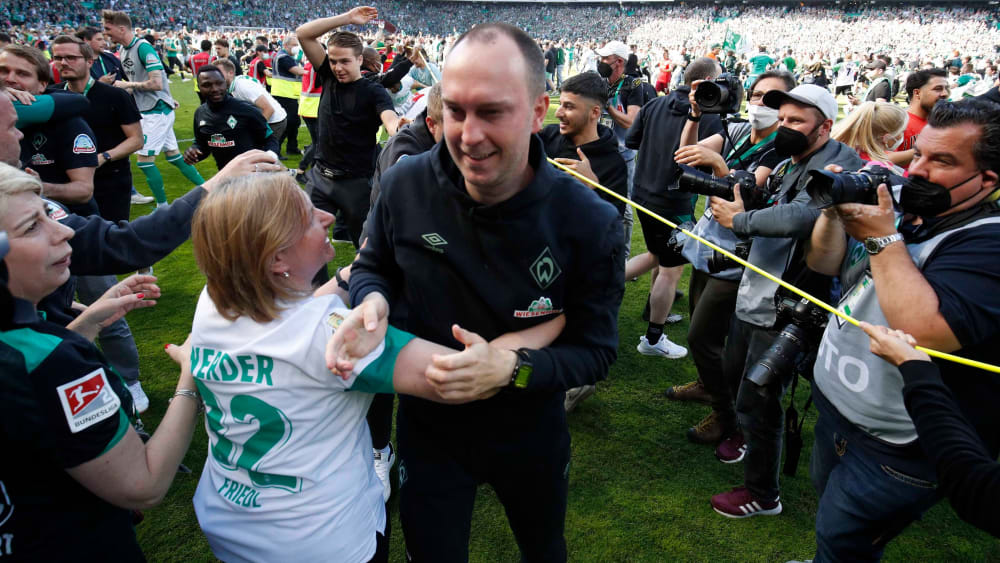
[707, 237, 752, 274]
[805, 165, 902, 209]
[676, 163, 769, 211]
[744, 291, 829, 392]
[693, 73, 743, 115]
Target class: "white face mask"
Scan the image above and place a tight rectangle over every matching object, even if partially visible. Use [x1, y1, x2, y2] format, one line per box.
[747, 104, 779, 130]
[885, 134, 904, 151]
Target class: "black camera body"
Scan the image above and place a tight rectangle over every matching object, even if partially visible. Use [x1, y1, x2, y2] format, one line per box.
[744, 292, 829, 390]
[805, 165, 901, 208]
[707, 238, 752, 274]
[676, 163, 769, 211]
[693, 73, 743, 115]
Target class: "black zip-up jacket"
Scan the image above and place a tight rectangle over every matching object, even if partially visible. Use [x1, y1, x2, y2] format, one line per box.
[539, 123, 628, 215]
[191, 95, 277, 169]
[350, 136, 625, 438]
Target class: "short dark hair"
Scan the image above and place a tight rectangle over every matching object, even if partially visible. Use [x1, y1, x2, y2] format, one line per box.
[453, 23, 545, 97]
[197, 63, 225, 82]
[52, 35, 94, 61]
[684, 57, 721, 85]
[214, 38, 229, 48]
[927, 99, 1000, 176]
[328, 31, 363, 57]
[0, 33, 10, 43]
[256, 35, 267, 44]
[559, 71, 607, 107]
[750, 69, 795, 94]
[905, 68, 947, 98]
[75, 27, 100, 41]
[200, 39, 212, 51]
[1, 45, 51, 84]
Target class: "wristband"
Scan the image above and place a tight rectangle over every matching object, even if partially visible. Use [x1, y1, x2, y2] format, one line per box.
[170, 388, 204, 412]
[686, 110, 701, 122]
[335, 267, 350, 291]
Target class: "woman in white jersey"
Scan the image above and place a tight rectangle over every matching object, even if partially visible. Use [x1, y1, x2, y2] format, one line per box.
[188, 174, 562, 563]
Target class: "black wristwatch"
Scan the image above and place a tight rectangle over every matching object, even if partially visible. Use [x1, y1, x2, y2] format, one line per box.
[686, 110, 701, 122]
[101, 151, 111, 163]
[509, 348, 533, 389]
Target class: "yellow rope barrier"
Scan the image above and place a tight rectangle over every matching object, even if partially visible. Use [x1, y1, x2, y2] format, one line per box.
[547, 157, 1000, 374]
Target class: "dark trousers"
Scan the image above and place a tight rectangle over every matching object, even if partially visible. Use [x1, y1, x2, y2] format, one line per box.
[726, 317, 795, 501]
[275, 96, 300, 153]
[95, 173, 133, 223]
[398, 409, 570, 563]
[367, 393, 394, 450]
[306, 166, 371, 248]
[300, 116, 318, 170]
[687, 269, 740, 428]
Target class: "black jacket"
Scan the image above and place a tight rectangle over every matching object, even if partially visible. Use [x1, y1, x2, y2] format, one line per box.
[539, 123, 628, 215]
[625, 86, 722, 211]
[191, 95, 277, 169]
[350, 136, 625, 440]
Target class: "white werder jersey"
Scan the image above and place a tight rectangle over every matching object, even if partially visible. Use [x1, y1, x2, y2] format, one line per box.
[189, 289, 401, 563]
[229, 74, 287, 124]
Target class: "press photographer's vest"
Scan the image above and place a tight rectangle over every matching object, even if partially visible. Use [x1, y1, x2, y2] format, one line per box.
[813, 215, 1000, 444]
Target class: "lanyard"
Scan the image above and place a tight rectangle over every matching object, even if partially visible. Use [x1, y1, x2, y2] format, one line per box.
[98, 55, 108, 76]
[725, 130, 777, 166]
[64, 77, 94, 96]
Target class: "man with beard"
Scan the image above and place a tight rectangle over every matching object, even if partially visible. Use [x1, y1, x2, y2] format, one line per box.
[296, 7, 406, 255]
[890, 68, 949, 168]
[541, 70, 627, 412]
[183, 65, 277, 169]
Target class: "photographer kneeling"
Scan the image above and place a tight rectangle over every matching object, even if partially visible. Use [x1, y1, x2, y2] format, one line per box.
[666, 70, 795, 447]
[707, 85, 863, 518]
[803, 98, 1000, 561]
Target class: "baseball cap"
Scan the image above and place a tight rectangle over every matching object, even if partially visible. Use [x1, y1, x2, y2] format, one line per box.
[596, 40, 630, 62]
[763, 84, 838, 122]
[865, 60, 887, 70]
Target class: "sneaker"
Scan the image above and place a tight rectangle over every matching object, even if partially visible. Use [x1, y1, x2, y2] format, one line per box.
[373, 443, 395, 502]
[687, 411, 725, 444]
[564, 384, 596, 413]
[663, 380, 712, 404]
[128, 381, 149, 414]
[715, 431, 747, 464]
[637, 334, 688, 359]
[665, 313, 683, 324]
[181, 77, 191, 82]
[711, 486, 782, 519]
[131, 193, 155, 204]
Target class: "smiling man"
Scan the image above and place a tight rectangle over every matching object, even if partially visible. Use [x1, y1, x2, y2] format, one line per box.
[183, 64, 276, 170]
[344, 21, 625, 562]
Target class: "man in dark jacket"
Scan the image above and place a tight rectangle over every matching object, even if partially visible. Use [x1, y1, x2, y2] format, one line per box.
[625, 57, 723, 360]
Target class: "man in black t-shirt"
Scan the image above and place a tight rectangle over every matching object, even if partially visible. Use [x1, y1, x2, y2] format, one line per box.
[3, 44, 98, 217]
[52, 35, 141, 223]
[213, 38, 242, 76]
[184, 65, 278, 170]
[296, 8, 406, 259]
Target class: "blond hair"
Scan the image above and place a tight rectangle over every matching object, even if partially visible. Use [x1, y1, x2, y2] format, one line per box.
[191, 174, 310, 323]
[832, 101, 908, 163]
[0, 162, 42, 220]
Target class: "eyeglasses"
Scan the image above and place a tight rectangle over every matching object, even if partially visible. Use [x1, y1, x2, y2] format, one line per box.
[51, 55, 85, 62]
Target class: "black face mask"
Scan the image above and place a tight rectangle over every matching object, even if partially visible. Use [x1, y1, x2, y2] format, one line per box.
[898, 172, 981, 217]
[773, 123, 820, 158]
[597, 61, 613, 79]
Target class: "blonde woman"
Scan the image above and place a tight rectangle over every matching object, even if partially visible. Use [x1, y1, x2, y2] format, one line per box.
[831, 101, 908, 167]
[188, 173, 562, 563]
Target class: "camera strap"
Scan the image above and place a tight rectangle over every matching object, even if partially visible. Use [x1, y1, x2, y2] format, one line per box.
[783, 374, 812, 477]
[725, 130, 776, 168]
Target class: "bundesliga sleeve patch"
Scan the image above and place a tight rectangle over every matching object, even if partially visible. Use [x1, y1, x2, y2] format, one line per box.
[56, 368, 122, 433]
[72, 134, 97, 155]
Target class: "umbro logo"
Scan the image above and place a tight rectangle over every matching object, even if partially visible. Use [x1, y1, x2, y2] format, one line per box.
[422, 233, 447, 253]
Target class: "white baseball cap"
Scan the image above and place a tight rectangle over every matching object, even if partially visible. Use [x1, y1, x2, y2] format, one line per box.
[763, 84, 839, 122]
[596, 40, 630, 62]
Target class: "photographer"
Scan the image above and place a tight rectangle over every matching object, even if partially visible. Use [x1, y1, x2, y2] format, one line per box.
[665, 70, 794, 446]
[804, 98, 1000, 560]
[707, 85, 863, 518]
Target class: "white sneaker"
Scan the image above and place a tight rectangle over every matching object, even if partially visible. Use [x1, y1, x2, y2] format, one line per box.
[637, 334, 688, 359]
[130, 193, 155, 204]
[128, 381, 150, 413]
[373, 443, 395, 502]
[181, 77, 191, 82]
[665, 313, 683, 324]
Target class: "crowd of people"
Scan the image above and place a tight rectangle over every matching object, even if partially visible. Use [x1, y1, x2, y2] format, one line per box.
[1, 1, 1000, 562]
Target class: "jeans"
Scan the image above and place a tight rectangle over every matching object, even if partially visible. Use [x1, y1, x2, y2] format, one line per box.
[75, 275, 141, 385]
[621, 156, 636, 261]
[810, 395, 940, 562]
[688, 270, 740, 429]
[726, 318, 794, 501]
